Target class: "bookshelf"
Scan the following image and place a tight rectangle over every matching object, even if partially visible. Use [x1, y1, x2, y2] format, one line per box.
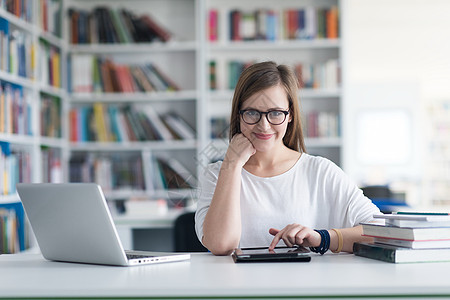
[204, 0, 342, 165]
[1, 0, 344, 252]
[0, 0, 67, 253]
[64, 0, 202, 210]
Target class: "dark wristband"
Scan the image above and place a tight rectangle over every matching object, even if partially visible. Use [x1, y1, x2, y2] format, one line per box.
[309, 229, 330, 255]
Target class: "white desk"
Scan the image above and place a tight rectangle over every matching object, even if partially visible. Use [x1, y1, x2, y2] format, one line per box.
[1, 252, 450, 299]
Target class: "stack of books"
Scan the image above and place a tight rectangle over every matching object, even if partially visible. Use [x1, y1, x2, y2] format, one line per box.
[353, 212, 450, 263]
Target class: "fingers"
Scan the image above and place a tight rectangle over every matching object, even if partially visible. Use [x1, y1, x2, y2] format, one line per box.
[269, 224, 314, 250]
[225, 134, 256, 167]
[269, 228, 279, 236]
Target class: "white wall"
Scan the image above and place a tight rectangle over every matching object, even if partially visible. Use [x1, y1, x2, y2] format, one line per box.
[342, 0, 450, 206]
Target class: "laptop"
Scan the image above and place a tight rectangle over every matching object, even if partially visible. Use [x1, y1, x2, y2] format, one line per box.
[16, 183, 190, 266]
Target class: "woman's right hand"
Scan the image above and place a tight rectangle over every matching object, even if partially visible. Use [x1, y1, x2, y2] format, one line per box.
[224, 133, 256, 168]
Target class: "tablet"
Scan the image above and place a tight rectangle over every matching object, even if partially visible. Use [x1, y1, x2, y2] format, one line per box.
[232, 246, 311, 263]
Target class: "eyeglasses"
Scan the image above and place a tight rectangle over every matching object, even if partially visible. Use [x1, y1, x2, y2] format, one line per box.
[239, 109, 289, 125]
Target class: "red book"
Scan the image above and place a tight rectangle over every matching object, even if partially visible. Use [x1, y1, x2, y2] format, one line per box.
[69, 109, 78, 141]
[288, 10, 298, 39]
[209, 9, 218, 41]
[140, 15, 171, 42]
[231, 10, 242, 41]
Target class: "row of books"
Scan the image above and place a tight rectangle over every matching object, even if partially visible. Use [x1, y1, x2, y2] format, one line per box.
[0, 141, 31, 196]
[0, 202, 27, 254]
[1, 0, 33, 23]
[146, 154, 196, 192]
[39, 41, 61, 88]
[210, 59, 340, 91]
[41, 146, 62, 184]
[354, 213, 450, 263]
[69, 104, 195, 143]
[68, 7, 171, 45]
[209, 6, 339, 42]
[294, 60, 340, 90]
[0, 18, 34, 79]
[210, 117, 229, 139]
[69, 152, 145, 192]
[304, 111, 340, 139]
[0, 82, 32, 136]
[38, 0, 62, 37]
[40, 93, 61, 138]
[69, 152, 195, 193]
[70, 55, 180, 94]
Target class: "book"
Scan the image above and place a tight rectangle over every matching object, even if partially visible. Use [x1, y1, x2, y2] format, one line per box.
[353, 242, 450, 263]
[373, 237, 450, 249]
[136, 104, 173, 140]
[162, 112, 195, 140]
[361, 223, 450, 240]
[373, 213, 450, 228]
[0, 201, 26, 253]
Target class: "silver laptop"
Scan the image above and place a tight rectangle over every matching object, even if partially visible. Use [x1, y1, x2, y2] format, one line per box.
[16, 183, 190, 266]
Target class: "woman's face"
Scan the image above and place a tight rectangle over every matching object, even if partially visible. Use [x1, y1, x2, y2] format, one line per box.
[239, 84, 291, 153]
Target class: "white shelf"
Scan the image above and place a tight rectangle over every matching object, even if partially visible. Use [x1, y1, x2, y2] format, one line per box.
[305, 137, 341, 148]
[0, 70, 35, 89]
[70, 90, 198, 103]
[104, 188, 194, 201]
[209, 88, 341, 101]
[39, 85, 67, 97]
[69, 41, 198, 54]
[0, 193, 19, 204]
[39, 137, 67, 148]
[0, 8, 35, 33]
[39, 31, 65, 48]
[209, 39, 340, 51]
[69, 140, 198, 152]
[0, 133, 35, 146]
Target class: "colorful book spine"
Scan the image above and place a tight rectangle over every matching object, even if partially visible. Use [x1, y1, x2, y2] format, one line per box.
[40, 93, 61, 138]
[69, 152, 145, 191]
[223, 6, 338, 42]
[39, 0, 62, 37]
[305, 111, 340, 138]
[69, 7, 171, 44]
[69, 104, 195, 143]
[0, 142, 31, 196]
[0, 201, 27, 253]
[71, 55, 180, 94]
[1, 0, 34, 23]
[41, 146, 62, 183]
[0, 18, 35, 79]
[0, 82, 32, 136]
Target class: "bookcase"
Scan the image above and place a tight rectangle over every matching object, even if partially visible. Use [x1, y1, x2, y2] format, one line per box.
[64, 0, 202, 212]
[1, 0, 343, 252]
[204, 0, 342, 165]
[0, 0, 67, 253]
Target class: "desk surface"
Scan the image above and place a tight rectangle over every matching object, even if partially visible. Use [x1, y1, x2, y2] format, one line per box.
[1, 252, 450, 299]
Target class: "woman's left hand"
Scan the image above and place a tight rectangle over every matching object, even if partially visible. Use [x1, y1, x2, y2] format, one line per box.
[268, 224, 321, 250]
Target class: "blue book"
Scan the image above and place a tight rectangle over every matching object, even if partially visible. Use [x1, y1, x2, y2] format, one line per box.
[0, 18, 10, 72]
[0, 201, 26, 252]
[266, 11, 277, 41]
[108, 106, 122, 142]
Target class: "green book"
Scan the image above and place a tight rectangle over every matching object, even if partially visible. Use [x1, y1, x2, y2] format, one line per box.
[353, 242, 450, 264]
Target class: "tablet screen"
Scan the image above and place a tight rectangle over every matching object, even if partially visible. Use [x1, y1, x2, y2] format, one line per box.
[232, 246, 311, 263]
[238, 246, 309, 255]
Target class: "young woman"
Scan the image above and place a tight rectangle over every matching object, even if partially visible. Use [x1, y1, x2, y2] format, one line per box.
[195, 61, 380, 256]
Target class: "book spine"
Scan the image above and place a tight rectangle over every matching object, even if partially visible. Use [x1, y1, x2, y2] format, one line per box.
[353, 242, 396, 263]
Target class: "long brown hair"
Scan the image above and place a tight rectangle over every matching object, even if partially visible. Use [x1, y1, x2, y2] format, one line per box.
[229, 61, 306, 153]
